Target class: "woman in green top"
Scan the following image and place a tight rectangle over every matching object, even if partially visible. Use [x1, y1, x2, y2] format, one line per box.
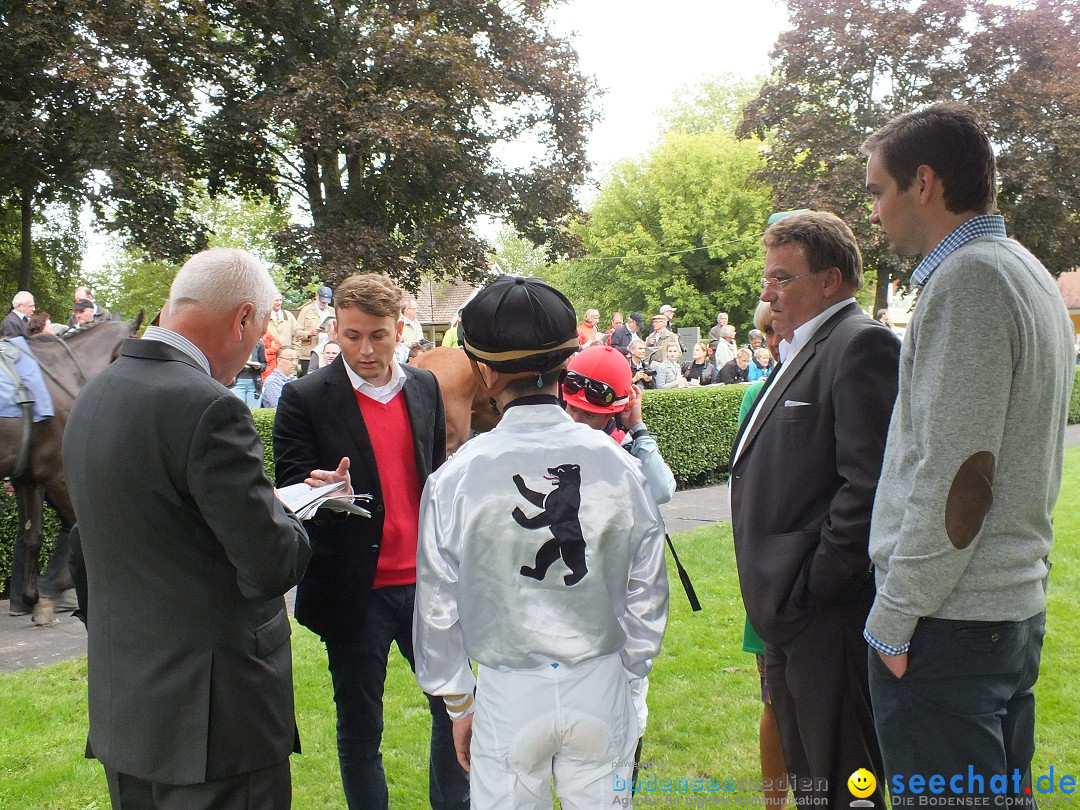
[735, 300, 788, 806]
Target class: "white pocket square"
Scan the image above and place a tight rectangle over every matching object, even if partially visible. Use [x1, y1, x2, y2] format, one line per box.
[783, 400, 811, 407]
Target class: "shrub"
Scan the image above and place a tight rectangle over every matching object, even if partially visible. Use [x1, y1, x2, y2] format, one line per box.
[15, 371, 1073, 592]
[1071, 367, 1080, 426]
[640, 384, 749, 487]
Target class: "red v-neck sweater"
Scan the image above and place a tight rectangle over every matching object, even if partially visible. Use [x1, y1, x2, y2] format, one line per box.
[354, 389, 421, 588]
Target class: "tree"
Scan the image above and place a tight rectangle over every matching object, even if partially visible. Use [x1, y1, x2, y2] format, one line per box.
[538, 130, 772, 336]
[0, 0, 217, 294]
[739, 0, 1080, 310]
[88, 190, 300, 321]
[0, 202, 82, 318]
[201, 0, 597, 293]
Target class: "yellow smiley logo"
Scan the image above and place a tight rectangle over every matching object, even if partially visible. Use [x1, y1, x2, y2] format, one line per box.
[848, 768, 877, 799]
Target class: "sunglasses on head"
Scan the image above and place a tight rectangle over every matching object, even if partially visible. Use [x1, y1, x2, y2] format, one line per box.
[563, 370, 628, 408]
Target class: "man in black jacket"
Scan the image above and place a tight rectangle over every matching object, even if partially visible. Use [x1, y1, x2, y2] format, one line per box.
[273, 272, 466, 810]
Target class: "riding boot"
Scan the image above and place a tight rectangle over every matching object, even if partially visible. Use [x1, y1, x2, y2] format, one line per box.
[41, 522, 77, 610]
[7, 540, 30, 616]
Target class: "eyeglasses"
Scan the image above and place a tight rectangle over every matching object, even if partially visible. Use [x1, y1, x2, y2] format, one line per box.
[760, 270, 818, 290]
[563, 370, 626, 408]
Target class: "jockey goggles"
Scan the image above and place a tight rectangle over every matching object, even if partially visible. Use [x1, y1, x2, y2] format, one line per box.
[562, 370, 630, 409]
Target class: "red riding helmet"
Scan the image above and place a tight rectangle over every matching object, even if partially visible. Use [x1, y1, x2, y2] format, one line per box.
[563, 345, 633, 415]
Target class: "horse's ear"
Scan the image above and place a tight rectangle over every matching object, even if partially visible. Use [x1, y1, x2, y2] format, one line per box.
[132, 310, 146, 333]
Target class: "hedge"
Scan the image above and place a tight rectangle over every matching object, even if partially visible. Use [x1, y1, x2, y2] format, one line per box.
[6, 366, 1080, 596]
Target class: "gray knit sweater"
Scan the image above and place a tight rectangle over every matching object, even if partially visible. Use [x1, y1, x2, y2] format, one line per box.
[866, 236, 1075, 649]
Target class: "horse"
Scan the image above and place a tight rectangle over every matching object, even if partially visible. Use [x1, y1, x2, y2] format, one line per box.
[412, 346, 499, 456]
[1, 317, 141, 625]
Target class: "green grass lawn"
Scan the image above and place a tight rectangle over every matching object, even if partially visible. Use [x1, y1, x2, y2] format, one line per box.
[2, 448, 1077, 808]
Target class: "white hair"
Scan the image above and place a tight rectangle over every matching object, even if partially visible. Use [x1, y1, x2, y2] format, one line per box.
[168, 248, 277, 321]
[720, 324, 736, 339]
[12, 291, 33, 308]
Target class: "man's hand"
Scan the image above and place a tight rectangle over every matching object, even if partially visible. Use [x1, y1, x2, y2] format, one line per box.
[305, 456, 352, 497]
[452, 714, 473, 772]
[877, 649, 908, 679]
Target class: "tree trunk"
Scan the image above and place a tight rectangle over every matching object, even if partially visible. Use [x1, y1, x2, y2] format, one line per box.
[875, 269, 889, 314]
[19, 186, 33, 291]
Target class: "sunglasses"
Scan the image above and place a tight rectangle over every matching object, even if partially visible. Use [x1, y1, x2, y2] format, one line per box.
[563, 370, 628, 408]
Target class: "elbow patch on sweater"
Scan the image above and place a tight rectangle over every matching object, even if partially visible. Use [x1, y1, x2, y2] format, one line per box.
[945, 451, 996, 549]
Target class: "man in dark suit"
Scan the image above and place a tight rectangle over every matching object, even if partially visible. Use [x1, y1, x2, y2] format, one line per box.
[273, 273, 467, 810]
[64, 248, 312, 809]
[2, 291, 34, 338]
[729, 212, 899, 809]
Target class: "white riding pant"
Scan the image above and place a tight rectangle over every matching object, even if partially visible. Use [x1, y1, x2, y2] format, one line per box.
[470, 652, 639, 809]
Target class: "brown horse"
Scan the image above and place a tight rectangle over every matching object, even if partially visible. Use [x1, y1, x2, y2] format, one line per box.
[1, 317, 141, 624]
[412, 346, 499, 456]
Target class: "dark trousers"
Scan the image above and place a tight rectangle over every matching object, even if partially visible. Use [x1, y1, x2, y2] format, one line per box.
[104, 759, 291, 810]
[764, 594, 886, 809]
[323, 584, 469, 810]
[869, 613, 1044, 806]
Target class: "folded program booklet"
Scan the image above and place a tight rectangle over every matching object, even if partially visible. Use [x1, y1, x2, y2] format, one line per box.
[276, 481, 372, 520]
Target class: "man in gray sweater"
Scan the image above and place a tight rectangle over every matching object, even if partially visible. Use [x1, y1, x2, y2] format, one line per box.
[863, 102, 1075, 798]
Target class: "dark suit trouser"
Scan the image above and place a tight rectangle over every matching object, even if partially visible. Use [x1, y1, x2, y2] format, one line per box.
[104, 759, 291, 810]
[764, 591, 886, 809]
[323, 584, 469, 810]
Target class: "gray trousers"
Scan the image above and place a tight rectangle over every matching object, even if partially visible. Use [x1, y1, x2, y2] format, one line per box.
[868, 613, 1044, 806]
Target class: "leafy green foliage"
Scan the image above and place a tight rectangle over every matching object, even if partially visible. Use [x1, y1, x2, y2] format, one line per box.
[0, 0, 218, 290]
[1070, 367, 1080, 427]
[641, 386, 748, 487]
[739, 0, 1080, 309]
[87, 191, 298, 321]
[538, 130, 772, 337]
[252, 408, 277, 483]
[0, 493, 61, 601]
[205, 0, 597, 290]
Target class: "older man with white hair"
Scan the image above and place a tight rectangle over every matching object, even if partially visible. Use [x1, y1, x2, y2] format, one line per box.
[65, 247, 312, 809]
[2, 291, 34, 338]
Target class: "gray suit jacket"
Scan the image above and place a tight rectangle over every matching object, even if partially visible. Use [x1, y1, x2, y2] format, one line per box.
[64, 338, 311, 784]
[730, 303, 899, 645]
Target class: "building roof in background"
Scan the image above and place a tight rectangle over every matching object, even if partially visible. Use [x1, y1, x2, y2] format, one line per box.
[415, 278, 480, 325]
[1056, 268, 1080, 311]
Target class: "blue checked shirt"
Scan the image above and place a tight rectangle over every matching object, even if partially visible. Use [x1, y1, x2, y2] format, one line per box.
[910, 215, 1007, 288]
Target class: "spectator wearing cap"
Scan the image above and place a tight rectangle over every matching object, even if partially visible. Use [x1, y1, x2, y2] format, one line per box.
[71, 298, 97, 328]
[294, 285, 335, 374]
[659, 303, 677, 329]
[66, 285, 112, 327]
[643, 312, 681, 365]
[609, 312, 642, 357]
[413, 276, 668, 809]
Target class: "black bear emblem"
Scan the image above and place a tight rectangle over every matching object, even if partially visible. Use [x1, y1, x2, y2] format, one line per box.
[512, 464, 588, 586]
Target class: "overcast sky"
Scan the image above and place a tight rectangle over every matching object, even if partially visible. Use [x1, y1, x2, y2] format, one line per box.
[549, 0, 789, 175]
